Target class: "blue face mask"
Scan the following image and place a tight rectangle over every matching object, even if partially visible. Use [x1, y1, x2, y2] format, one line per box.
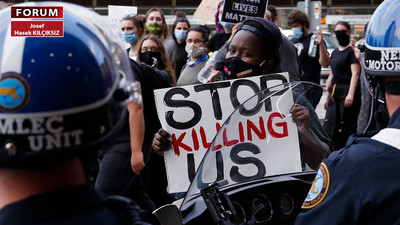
[220, 21, 234, 30]
[219, 15, 234, 30]
[292, 27, 303, 39]
[122, 31, 137, 44]
[174, 30, 187, 42]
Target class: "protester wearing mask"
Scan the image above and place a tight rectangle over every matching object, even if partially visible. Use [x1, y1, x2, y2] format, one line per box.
[296, 1, 400, 222]
[323, 21, 361, 150]
[134, 34, 177, 208]
[288, 9, 330, 109]
[208, 1, 234, 52]
[176, 26, 210, 86]
[144, 8, 175, 68]
[137, 35, 176, 85]
[172, 14, 190, 80]
[220, 18, 330, 169]
[153, 18, 331, 172]
[121, 14, 144, 60]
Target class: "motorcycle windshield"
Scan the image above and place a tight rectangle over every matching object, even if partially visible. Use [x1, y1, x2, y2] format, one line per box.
[182, 81, 330, 206]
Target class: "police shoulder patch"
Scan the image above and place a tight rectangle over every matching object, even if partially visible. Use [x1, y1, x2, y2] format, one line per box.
[301, 162, 330, 209]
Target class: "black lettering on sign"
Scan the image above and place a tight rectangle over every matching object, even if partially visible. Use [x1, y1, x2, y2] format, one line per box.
[194, 81, 231, 120]
[260, 74, 289, 112]
[187, 153, 195, 182]
[230, 79, 261, 116]
[195, 150, 224, 188]
[164, 88, 202, 129]
[230, 142, 266, 182]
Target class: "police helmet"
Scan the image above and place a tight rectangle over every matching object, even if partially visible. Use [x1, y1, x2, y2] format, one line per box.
[363, 0, 400, 78]
[0, 2, 141, 167]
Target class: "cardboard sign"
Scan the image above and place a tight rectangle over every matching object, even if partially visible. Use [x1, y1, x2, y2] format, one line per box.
[221, 0, 269, 23]
[193, 0, 220, 23]
[154, 73, 302, 193]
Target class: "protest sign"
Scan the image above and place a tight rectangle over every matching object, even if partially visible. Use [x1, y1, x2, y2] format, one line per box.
[193, 0, 220, 23]
[154, 73, 302, 193]
[221, 0, 269, 23]
[108, 5, 137, 31]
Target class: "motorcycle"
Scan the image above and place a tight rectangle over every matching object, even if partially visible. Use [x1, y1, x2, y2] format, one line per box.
[153, 81, 329, 225]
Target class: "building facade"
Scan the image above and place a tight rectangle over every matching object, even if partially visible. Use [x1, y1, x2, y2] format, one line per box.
[12, 0, 382, 38]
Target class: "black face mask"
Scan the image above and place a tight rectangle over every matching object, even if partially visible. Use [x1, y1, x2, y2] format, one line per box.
[335, 30, 350, 47]
[223, 57, 265, 79]
[140, 51, 161, 67]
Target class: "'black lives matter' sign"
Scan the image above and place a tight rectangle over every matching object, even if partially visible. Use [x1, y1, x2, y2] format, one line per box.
[221, 0, 269, 23]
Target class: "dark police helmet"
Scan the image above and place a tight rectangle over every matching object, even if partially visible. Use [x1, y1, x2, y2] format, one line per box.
[0, 2, 141, 168]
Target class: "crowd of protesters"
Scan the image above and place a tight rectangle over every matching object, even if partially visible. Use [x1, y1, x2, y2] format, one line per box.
[101, 0, 375, 216]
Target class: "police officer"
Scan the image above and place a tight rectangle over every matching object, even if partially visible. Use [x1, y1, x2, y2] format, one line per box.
[0, 2, 148, 224]
[295, 0, 400, 223]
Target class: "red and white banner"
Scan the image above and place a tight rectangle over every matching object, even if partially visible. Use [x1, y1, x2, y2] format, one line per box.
[11, 21, 63, 37]
[10, 6, 64, 37]
[11, 6, 63, 18]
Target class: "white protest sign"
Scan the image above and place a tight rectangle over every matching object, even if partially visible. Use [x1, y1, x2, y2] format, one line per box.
[221, 0, 269, 23]
[108, 5, 138, 31]
[154, 73, 302, 193]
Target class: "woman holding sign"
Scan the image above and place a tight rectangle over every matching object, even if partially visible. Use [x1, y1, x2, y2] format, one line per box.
[153, 18, 330, 171]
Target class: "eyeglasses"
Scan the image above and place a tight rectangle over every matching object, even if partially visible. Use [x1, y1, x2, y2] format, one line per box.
[186, 39, 204, 44]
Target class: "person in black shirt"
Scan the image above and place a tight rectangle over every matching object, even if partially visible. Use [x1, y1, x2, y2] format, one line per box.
[296, 1, 400, 222]
[208, 0, 234, 52]
[172, 15, 190, 80]
[288, 9, 330, 108]
[323, 21, 361, 150]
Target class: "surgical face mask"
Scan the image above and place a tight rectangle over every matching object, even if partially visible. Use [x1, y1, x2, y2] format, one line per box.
[122, 31, 137, 44]
[185, 43, 206, 58]
[218, 15, 234, 30]
[223, 57, 266, 79]
[147, 22, 163, 35]
[140, 51, 161, 67]
[174, 30, 187, 42]
[335, 30, 350, 46]
[292, 27, 303, 39]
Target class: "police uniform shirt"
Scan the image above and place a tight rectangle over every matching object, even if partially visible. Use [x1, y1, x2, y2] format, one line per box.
[295, 107, 400, 225]
[0, 184, 122, 225]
